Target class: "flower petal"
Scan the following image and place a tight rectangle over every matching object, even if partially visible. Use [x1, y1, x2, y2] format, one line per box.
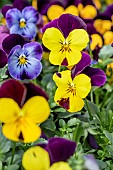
[71, 52, 91, 79]
[10, 24, 22, 35]
[6, 8, 22, 28]
[22, 6, 39, 23]
[2, 117, 41, 143]
[0, 50, 7, 68]
[22, 23, 37, 40]
[22, 146, 50, 170]
[42, 27, 64, 51]
[66, 29, 89, 51]
[13, 0, 30, 11]
[66, 49, 82, 66]
[83, 67, 106, 86]
[42, 19, 58, 33]
[22, 96, 50, 123]
[69, 94, 84, 112]
[49, 162, 72, 170]
[53, 70, 72, 87]
[0, 79, 26, 107]
[58, 14, 87, 38]
[1, 5, 13, 17]
[74, 74, 91, 98]
[0, 98, 20, 123]
[2, 34, 30, 54]
[23, 42, 43, 61]
[45, 137, 76, 164]
[49, 50, 65, 66]
[24, 83, 49, 101]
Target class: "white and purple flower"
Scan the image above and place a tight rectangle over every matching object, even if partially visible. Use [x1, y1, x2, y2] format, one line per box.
[8, 42, 43, 80]
[6, 6, 39, 40]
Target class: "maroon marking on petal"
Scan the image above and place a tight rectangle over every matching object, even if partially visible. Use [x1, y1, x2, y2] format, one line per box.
[61, 58, 68, 66]
[56, 72, 61, 78]
[58, 97, 70, 110]
[18, 131, 24, 140]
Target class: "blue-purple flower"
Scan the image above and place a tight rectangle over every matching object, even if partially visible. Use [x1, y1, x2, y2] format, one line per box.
[6, 6, 39, 39]
[8, 42, 43, 80]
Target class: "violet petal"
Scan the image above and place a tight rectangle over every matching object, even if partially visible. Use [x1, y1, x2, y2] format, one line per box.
[0, 79, 26, 107]
[0, 49, 7, 68]
[83, 66, 106, 86]
[71, 52, 91, 79]
[45, 137, 76, 164]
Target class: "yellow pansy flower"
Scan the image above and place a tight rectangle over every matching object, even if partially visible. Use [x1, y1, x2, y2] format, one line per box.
[53, 70, 91, 112]
[42, 27, 89, 66]
[0, 96, 50, 143]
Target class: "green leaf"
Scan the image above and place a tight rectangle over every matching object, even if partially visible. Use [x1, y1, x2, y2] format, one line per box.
[103, 130, 113, 144]
[0, 127, 11, 154]
[96, 159, 107, 169]
[4, 165, 19, 170]
[58, 112, 80, 118]
[99, 45, 113, 60]
[85, 100, 99, 115]
[67, 118, 80, 127]
[41, 119, 56, 131]
[59, 119, 66, 128]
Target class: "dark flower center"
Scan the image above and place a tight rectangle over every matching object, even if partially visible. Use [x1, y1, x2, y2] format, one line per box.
[59, 40, 72, 53]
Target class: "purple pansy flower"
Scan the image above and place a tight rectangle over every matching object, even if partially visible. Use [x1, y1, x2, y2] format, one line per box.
[84, 155, 100, 170]
[6, 6, 39, 40]
[8, 42, 43, 80]
[39, 137, 76, 164]
[72, 52, 106, 86]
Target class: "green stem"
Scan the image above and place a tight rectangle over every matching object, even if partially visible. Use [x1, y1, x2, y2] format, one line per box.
[85, 99, 93, 120]
[58, 66, 61, 72]
[90, 90, 93, 102]
[10, 142, 16, 165]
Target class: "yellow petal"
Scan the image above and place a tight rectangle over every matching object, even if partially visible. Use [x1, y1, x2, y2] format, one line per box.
[42, 28, 64, 51]
[53, 70, 72, 87]
[64, 5, 79, 16]
[69, 94, 84, 112]
[66, 29, 89, 51]
[22, 96, 50, 124]
[90, 34, 103, 50]
[0, 98, 20, 123]
[22, 146, 50, 170]
[66, 49, 82, 66]
[80, 5, 97, 19]
[73, 74, 91, 98]
[49, 162, 72, 170]
[47, 5, 64, 20]
[49, 49, 65, 66]
[2, 117, 41, 143]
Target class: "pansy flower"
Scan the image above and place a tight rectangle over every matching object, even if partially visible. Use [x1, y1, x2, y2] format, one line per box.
[53, 70, 91, 112]
[22, 146, 72, 170]
[6, 6, 39, 39]
[7, 42, 42, 80]
[0, 96, 50, 143]
[42, 14, 89, 66]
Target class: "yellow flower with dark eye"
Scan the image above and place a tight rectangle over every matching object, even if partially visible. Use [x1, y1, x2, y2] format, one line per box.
[53, 70, 91, 112]
[0, 96, 50, 143]
[42, 27, 89, 66]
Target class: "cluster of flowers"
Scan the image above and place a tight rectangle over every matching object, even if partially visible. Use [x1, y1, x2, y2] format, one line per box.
[0, 0, 109, 169]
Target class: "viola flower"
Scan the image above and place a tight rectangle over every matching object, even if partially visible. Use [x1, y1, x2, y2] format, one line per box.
[53, 70, 91, 112]
[42, 14, 89, 66]
[0, 96, 50, 143]
[22, 146, 72, 170]
[7, 42, 42, 80]
[6, 6, 39, 39]
[72, 52, 106, 87]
